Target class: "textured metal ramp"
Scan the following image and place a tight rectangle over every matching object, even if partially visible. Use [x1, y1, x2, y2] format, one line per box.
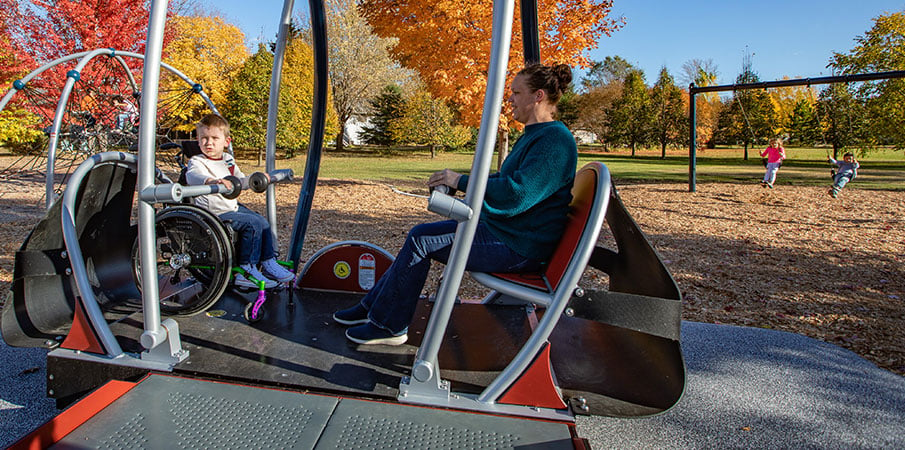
[54, 374, 575, 449]
[320, 398, 574, 449]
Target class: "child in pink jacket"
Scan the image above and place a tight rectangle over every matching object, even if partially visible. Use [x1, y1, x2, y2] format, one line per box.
[760, 138, 786, 188]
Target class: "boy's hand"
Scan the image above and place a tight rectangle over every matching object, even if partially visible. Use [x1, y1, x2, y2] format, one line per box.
[206, 177, 232, 191]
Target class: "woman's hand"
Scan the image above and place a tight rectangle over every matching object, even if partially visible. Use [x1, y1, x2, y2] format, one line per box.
[428, 169, 461, 190]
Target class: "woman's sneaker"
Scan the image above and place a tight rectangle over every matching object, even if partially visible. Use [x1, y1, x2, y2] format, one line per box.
[333, 303, 370, 325]
[345, 322, 407, 346]
[237, 264, 278, 289]
[262, 258, 295, 283]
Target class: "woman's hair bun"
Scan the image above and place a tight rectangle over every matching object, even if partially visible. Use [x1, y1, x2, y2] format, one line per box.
[552, 63, 573, 88]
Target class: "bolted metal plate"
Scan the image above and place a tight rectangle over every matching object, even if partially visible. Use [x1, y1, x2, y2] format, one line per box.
[318, 398, 575, 449]
[56, 374, 337, 449]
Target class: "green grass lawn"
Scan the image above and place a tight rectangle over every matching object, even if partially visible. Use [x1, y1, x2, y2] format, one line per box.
[263, 145, 905, 191]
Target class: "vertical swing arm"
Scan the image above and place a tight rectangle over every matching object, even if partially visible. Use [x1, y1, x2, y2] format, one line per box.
[264, 0, 296, 245]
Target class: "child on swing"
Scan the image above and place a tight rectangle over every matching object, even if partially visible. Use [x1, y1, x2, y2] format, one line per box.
[760, 138, 786, 188]
[827, 152, 859, 198]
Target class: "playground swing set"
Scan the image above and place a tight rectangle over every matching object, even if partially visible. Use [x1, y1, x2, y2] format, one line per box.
[687, 69, 905, 192]
[2, 0, 687, 447]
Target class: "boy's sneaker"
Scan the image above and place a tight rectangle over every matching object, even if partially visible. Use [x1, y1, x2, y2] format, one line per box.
[333, 303, 370, 326]
[345, 322, 407, 346]
[237, 264, 278, 289]
[262, 258, 295, 283]
[830, 188, 839, 198]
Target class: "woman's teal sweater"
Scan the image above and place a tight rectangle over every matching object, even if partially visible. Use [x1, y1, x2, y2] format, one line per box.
[456, 121, 577, 261]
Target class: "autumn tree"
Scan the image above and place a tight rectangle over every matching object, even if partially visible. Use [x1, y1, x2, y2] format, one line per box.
[716, 54, 778, 159]
[319, 0, 410, 151]
[277, 30, 339, 157]
[163, 15, 249, 132]
[6, 0, 174, 63]
[608, 70, 652, 156]
[223, 44, 272, 155]
[818, 83, 868, 157]
[649, 67, 686, 158]
[0, 0, 42, 151]
[830, 11, 905, 148]
[581, 55, 636, 91]
[391, 90, 470, 158]
[360, 0, 623, 131]
[574, 81, 622, 149]
[683, 58, 720, 148]
[360, 84, 406, 146]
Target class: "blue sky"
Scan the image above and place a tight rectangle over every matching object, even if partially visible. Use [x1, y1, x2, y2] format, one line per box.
[212, 0, 904, 86]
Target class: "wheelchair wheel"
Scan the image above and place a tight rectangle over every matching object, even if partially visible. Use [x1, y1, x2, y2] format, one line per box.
[132, 205, 233, 316]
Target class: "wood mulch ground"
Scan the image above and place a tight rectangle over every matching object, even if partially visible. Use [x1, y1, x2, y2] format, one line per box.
[1, 157, 903, 376]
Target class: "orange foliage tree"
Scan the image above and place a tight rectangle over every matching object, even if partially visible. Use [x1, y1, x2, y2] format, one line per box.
[360, 0, 623, 128]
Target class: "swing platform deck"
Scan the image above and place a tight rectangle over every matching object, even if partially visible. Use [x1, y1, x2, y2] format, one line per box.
[45, 285, 678, 420]
[25, 372, 579, 449]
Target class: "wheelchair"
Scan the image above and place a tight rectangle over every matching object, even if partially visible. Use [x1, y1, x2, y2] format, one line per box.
[131, 141, 294, 322]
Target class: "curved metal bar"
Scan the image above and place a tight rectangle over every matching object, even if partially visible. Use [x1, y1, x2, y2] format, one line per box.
[264, 0, 295, 245]
[408, 0, 515, 387]
[45, 48, 121, 208]
[478, 167, 612, 403]
[60, 152, 136, 358]
[520, 0, 540, 65]
[0, 51, 92, 113]
[287, 0, 329, 267]
[0, 48, 219, 209]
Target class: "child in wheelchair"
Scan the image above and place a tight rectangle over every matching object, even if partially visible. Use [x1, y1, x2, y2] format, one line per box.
[827, 152, 859, 198]
[184, 113, 294, 288]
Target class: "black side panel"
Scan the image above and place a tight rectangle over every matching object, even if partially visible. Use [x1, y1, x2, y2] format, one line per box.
[552, 186, 685, 417]
[1, 162, 138, 348]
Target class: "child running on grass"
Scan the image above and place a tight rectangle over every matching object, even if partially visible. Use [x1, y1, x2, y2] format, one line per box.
[827, 152, 859, 198]
[760, 138, 786, 188]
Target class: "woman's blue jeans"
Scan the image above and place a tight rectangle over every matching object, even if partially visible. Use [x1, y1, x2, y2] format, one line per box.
[219, 204, 275, 265]
[362, 220, 542, 335]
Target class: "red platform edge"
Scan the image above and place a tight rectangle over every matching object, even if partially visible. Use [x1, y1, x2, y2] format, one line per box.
[9, 379, 138, 449]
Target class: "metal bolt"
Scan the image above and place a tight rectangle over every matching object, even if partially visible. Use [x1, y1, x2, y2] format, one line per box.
[65, 268, 72, 275]
[48, 389, 54, 396]
[564, 308, 574, 317]
[61, 251, 68, 259]
[48, 374, 54, 380]
[573, 287, 585, 298]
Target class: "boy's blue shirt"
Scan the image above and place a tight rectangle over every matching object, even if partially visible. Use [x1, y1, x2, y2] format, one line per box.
[830, 158, 859, 179]
[456, 121, 577, 261]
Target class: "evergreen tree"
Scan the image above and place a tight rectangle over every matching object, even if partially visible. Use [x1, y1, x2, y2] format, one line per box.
[650, 67, 686, 158]
[788, 98, 821, 146]
[360, 85, 405, 146]
[607, 70, 651, 156]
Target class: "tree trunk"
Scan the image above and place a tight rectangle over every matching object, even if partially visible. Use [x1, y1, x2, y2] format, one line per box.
[335, 122, 346, 152]
[661, 141, 667, 159]
[631, 141, 636, 157]
[430, 145, 437, 159]
[743, 143, 749, 161]
[497, 129, 509, 170]
[257, 148, 263, 167]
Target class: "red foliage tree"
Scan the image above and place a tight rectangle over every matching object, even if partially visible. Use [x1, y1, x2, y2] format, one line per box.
[6, 0, 174, 64]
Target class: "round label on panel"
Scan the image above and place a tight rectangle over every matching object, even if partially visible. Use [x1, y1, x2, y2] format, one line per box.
[358, 253, 376, 290]
[333, 261, 351, 279]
